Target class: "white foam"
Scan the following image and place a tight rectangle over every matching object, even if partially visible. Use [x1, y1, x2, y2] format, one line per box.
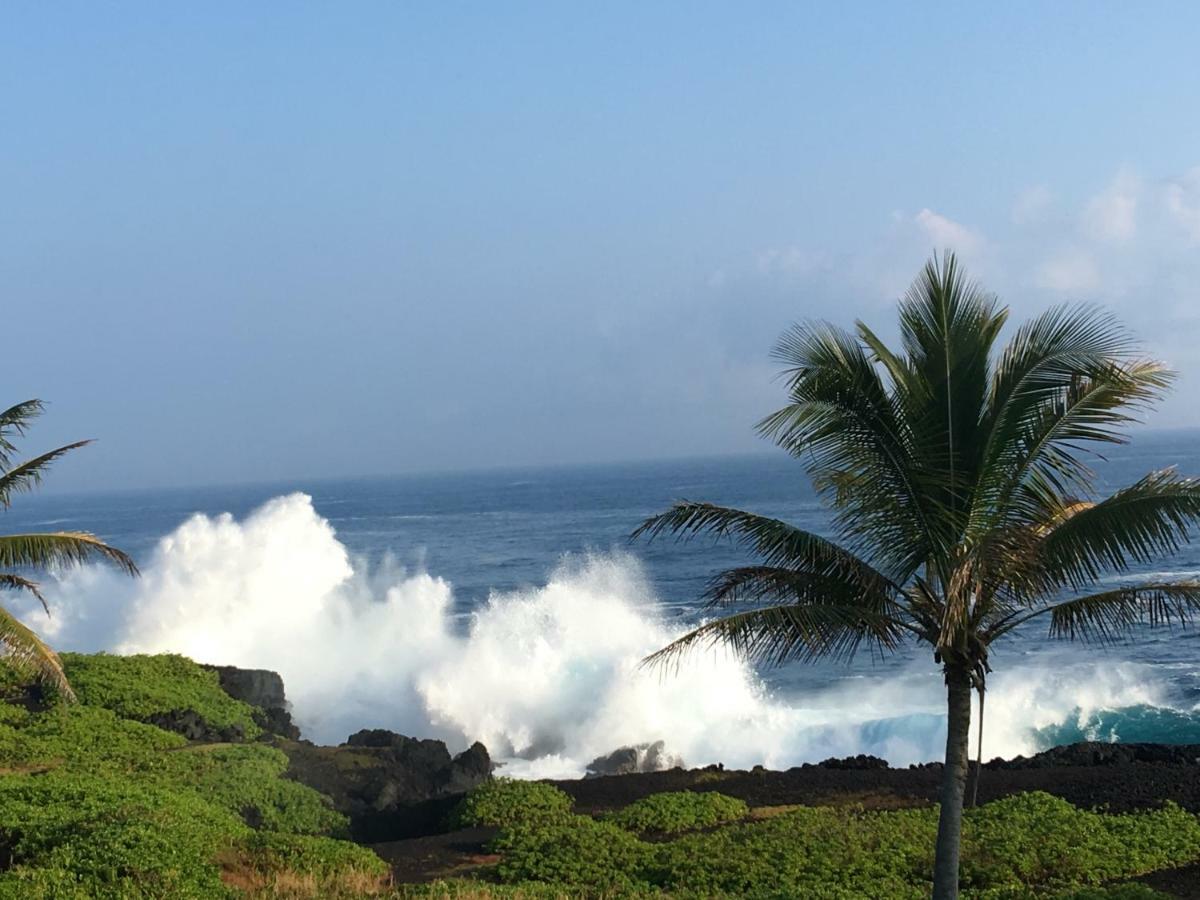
[20, 493, 1179, 776]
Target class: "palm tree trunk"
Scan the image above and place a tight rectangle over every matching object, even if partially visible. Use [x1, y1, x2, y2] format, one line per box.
[933, 664, 972, 900]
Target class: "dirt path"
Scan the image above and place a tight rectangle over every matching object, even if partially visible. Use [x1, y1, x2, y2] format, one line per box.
[370, 826, 498, 884]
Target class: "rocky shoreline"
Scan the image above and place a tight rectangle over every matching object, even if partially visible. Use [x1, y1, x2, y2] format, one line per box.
[136, 662, 1200, 895]
[194, 663, 1200, 843]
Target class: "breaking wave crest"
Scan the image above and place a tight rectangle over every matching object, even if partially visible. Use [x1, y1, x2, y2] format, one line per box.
[25, 493, 1200, 777]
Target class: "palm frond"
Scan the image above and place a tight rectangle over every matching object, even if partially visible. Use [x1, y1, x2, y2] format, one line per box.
[970, 342, 1171, 537]
[642, 602, 910, 671]
[0, 605, 75, 701]
[1001, 581, 1200, 644]
[0, 572, 48, 615]
[0, 441, 92, 509]
[757, 321, 935, 576]
[0, 400, 44, 471]
[0, 532, 139, 576]
[1009, 362, 1168, 518]
[703, 564, 888, 606]
[894, 253, 1008, 520]
[983, 304, 1142, 458]
[632, 501, 898, 592]
[1030, 470, 1200, 591]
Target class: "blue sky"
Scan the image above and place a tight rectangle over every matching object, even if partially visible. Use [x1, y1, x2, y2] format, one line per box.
[5, 3, 1200, 491]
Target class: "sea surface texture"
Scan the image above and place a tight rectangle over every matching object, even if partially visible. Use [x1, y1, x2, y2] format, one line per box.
[10, 432, 1200, 777]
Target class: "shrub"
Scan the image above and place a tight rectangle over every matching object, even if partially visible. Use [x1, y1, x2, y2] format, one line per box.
[1056, 887, 1171, 900]
[0, 653, 379, 898]
[0, 771, 245, 898]
[60, 653, 262, 738]
[962, 792, 1200, 892]
[449, 778, 574, 828]
[607, 790, 748, 834]
[491, 814, 651, 891]
[0, 704, 185, 771]
[650, 804, 932, 898]
[230, 832, 391, 895]
[479, 790, 1200, 898]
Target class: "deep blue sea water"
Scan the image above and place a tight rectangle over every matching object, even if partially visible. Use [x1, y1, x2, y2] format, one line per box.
[9, 430, 1200, 774]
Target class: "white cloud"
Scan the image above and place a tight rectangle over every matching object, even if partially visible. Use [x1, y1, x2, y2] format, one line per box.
[1012, 185, 1053, 225]
[1082, 168, 1140, 242]
[1034, 248, 1101, 294]
[913, 208, 984, 256]
[1164, 167, 1200, 243]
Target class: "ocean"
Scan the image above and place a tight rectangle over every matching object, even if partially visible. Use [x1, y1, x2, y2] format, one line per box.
[9, 431, 1200, 777]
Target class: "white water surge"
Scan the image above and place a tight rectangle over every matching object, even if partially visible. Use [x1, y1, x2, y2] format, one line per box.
[24, 493, 1177, 777]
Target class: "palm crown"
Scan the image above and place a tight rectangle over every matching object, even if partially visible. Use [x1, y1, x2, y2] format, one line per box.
[634, 254, 1200, 898]
[0, 400, 137, 700]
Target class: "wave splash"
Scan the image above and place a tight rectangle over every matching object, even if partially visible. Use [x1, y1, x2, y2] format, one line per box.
[26, 493, 1194, 777]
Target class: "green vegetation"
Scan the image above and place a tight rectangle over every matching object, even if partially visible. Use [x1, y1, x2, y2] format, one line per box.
[0, 399, 138, 700]
[448, 778, 574, 829]
[605, 790, 748, 834]
[60, 652, 263, 738]
[632, 253, 1200, 898]
[3, 653, 1195, 898]
[391, 881, 1171, 900]
[0, 654, 387, 898]
[466, 785, 1200, 899]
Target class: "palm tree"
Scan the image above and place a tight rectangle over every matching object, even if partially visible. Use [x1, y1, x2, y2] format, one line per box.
[0, 400, 137, 701]
[633, 254, 1200, 899]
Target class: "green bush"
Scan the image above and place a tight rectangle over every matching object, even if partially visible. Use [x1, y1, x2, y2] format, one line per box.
[0, 653, 377, 898]
[478, 791, 1200, 899]
[651, 804, 933, 899]
[0, 771, 245, 898]
[185, 744, 347, 836]
[607, 791, 748, 834]
[60, 653, 262, 739]
[491, 814, 651, 891]
[0, 704, 185, 771]
[1055, 887, 1171, 900]
[449, 778, 575, 828]
[241, 831, 388, 878]
[962, 792, 1200, 892]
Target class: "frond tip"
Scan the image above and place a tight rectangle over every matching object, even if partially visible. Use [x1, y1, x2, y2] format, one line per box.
[0, 532, 139, 577]
[0, 606, 75, 701]
[642, 603, 909, 671]
[1044, 581, 1200, 644]
[633, 501, 898, 593]
[0, 573, 49, 614]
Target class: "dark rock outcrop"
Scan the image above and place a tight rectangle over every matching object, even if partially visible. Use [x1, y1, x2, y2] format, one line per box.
[203, 664, 300, 739]
[280, 730, 492, 841]
[144, 709, 247, 743]
[811, 754, 890, 771]
[586, 740, 684, 777]
[987, 741, 1200, 770]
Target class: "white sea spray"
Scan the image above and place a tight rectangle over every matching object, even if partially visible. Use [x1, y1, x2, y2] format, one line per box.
[26, 493, 1181, 776]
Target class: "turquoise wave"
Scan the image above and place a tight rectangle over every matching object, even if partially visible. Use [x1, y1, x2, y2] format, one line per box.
[1034, 705, 1200, 747]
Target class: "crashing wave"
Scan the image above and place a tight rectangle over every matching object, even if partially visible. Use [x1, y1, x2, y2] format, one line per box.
[23, 493, 1199, 777]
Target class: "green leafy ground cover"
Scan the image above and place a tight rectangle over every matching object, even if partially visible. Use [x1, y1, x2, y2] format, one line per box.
[448, 779, 574, 829]
[59, 653, 264, 737]
[447, 780, 1200, 899]
[0, 654, 386, 899]
[2, 655, 1197, 899]
[605, 790, 749, 834]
